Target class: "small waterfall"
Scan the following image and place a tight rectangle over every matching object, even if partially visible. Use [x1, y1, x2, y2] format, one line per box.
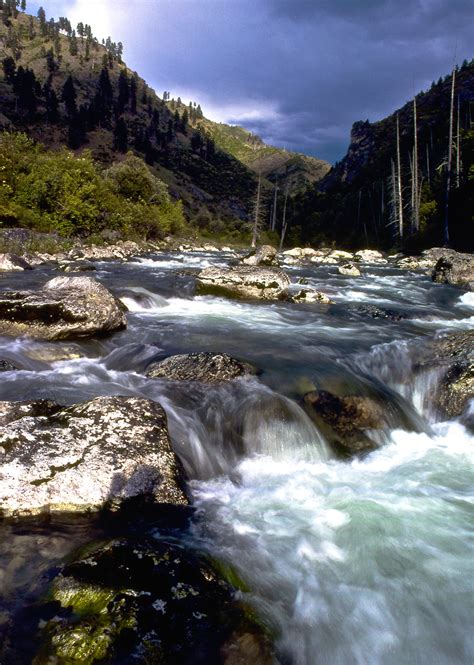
[156, 380, 329, 481]
[352, 339, 448, 423]
[120, 286, 169, 312]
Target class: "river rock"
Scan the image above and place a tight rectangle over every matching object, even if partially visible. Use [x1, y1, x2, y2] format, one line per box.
[0, 253, 32, 271]
[59, 260, 96, 272]
[241, 245, 278, 266]
[338, 263, 361, 276]
[0, 359, 19, 371]
[0, 396, 188, 517]
[288, 289, 334, 304]
[329, 250, 354, 261]
[309, 255, 338, 265]
[354, 249, 387, 264]
[424, 330, 474, 419]
[350, 304, 407, 321]
[304, 390, 384, 455]
[146, 352, 256, 383]
[197, 266, 290, 300]
[431, 251, 474, 290]
[31, 538, 272, 665]
[0, 276, 127, 340]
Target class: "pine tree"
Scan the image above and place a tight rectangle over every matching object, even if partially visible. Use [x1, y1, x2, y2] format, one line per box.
[113, 117, 128, 152]
[69, 29, 78, 56]
[2, 55, 16, 82]
[117, 69, 129, 112]
[62, 75, 77, 116]
[130, 74, 137, 113]
[20, 0, 26, 12]
[37, 6, 46, 36]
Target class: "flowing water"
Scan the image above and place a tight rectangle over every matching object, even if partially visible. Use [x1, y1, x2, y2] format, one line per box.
[0, 251, 473, 663]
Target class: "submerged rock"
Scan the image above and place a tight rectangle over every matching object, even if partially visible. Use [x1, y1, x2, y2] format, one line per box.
[0, 359, 18, 371]
[0, 252, 32, 271]
[0, 396, 188, 517]
[288, 289, 334, 304]
[349, 304, 407, 321]
[0, 276, 127, 340]
[197, 266, 290, 300]
[241, 245, 278, 266]
[432, 251, 474, 291]
[338, 263, 361, 277]
[304, 390, 385, 455]
[146, 352, 257, 383]
[32, 538, 273, 665]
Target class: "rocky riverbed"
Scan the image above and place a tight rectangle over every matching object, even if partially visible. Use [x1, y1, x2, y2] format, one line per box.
[0, 242, 473, 664]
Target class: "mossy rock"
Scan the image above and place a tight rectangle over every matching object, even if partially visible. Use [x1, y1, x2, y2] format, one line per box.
[32, 538, 274, 664]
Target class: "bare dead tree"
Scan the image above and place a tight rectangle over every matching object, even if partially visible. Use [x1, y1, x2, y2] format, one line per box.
[251, 173, 263, 248]
[444, 65, 456, 245]
[456, 94, 461, 188]
[279, 182, 291, 251]
[396, 114, 404, 239]
[271, 183, 279, 231]
[412, 96, 419, 232]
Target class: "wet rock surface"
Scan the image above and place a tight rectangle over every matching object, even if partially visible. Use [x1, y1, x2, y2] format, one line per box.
[21, 538, 273, 665]
[0, 359, 18, 371]
[288, 289, 333, 304]
[197, 266, 290, 300]
[424, 330, 474, 419]
[146, 352, 257, 383]
[0, 276, 127, 340]
[348, 304, 407, 321]
[303, 390, 384, 455]
[0, 396, 188, 517]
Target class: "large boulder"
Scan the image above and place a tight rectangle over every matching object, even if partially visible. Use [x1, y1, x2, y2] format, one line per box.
[0, 276, 127, 340]
[241, 245, 278, 266]
[0, 252, 32, 271]
[423, 330, 474, 419]
[197, 266, 290, 300]
[27, 538, 273, 665]
[0, 396, 188, 517]
[431, 251, 474, 290]
[146, 352, 257, 383]
[304, 390, 385, 455]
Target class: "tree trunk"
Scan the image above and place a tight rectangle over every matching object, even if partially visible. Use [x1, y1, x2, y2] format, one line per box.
[412, 96, 419, 232]
[279, 183, 290, 251]
[396, 114, 404, 239]
[444, 67, 456, 246]
[251, 174, 262, 248]
[271, 184, 278, 231]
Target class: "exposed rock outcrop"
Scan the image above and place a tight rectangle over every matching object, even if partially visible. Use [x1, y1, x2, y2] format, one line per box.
[197, 266, 290, 300]
[0, 396, 188, 517]
[0, 276, 127, 340]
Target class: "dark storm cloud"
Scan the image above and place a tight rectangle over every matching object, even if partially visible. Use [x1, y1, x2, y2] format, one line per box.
[47, 0, 474, 163]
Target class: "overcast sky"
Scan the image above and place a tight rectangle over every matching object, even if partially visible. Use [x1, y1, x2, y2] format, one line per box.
[30, 0, 473, 163]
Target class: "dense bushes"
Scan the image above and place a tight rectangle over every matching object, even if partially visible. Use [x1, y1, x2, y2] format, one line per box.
[0, 133, 186, 239]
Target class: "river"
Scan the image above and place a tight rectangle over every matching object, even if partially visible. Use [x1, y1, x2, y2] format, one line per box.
[0, 250, 473, 664]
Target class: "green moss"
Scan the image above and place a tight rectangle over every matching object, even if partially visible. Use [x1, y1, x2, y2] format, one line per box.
[52, 577, 116, 616]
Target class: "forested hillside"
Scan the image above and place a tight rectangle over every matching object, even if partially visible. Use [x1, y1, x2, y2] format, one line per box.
[286, 61, 474, 251]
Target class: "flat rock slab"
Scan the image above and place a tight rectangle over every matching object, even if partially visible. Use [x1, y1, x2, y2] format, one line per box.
[0, 276, 127, 340]
[0, 396, 188, 517]
[197, 266, 290, 300]
[146, 352, 257, 383]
